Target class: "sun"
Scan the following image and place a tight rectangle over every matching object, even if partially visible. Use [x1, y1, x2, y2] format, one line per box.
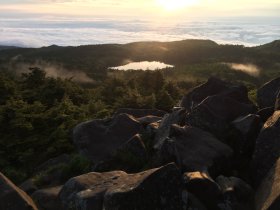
[156, 0, 198, 11]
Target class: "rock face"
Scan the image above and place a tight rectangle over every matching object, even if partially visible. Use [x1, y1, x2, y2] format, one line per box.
[186, 94, 257, 140]
[32, 186, 63, 210]
[257, 77, 280, 109]
[183, 171, 221, 209]
[255, 157, 280, 210]
[216, 176, 254, 210]
[93, 134, 148, 173]
[231, 114, 261, 158]
[257, 107, 274, 123]
[252, 110, 280, 187]
[0, 172, 38, 210]
[114, 108, 167, 118]
[153, 108, 186, 149]
[275, 90, 280, 110]
[59, 163, 184, 210]
[73, 113, 143, 162]
[180, 77, 253, 112]
[156, 125, 233, 176]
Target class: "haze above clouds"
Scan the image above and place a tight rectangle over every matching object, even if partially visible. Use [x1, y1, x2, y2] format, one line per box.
[0, 0, 279, 47]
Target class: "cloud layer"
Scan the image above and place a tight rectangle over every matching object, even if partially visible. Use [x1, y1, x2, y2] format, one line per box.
[0, 17, 279, 47]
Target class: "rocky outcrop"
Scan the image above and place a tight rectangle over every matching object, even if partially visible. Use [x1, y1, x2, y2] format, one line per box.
[180, 77, 253, 112]
[156, 125, 233, 176]
[257, 77, 280, 109]
[257, 107, 274, 123]
[183, 171, 222, 209]
[153, 108, 186, 149]
[255, 157, 280, 210]
[252, 110, 280, 187]
[275, 90, 280, 110]
[216, 176, 254, 210]
[231, 114, 261, 158]
[73, 113, 143, 163]
[59, 163, 184, 210]
[32, 186, 63, 210]
[114, 108, 167, 118]
[93, 134, 148, 173]
[0, 172, 38, 210]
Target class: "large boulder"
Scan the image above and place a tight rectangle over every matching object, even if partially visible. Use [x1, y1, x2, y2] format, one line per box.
[0, 172, 38, 210]
[114, 108, 167, 118]
[32, 186, 63, 210]
[257, 77, 280, 109]
[59, 163, 184, 210]
[257, 107, 274, 123]
[186, 94, 257, 140]
[156, 125, 233, 176]
[180, 77, 252, 112]
[231, 114, 261, 158]
[252, 110, 280, 187]
[275, 90, 280, 110]
[153, 108, 186, 149]
[255, 157, 280, 210]
[73, 113, 143, 163]
[183, 171, 222, 209]
[216, 176, 254, 210]
[93, 134, 148, 173]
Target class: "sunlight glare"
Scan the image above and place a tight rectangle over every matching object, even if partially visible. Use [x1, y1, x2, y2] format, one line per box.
[156, 0, 199, 11]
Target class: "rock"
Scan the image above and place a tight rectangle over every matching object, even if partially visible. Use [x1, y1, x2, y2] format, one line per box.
[32, 186, 63, 210]
[93, 134, 148, 173]
[154, 108, 186, 149]
[186, 94, 257, 140]
[252, 110, 280, 187]
[216, 176, 254, 210]
[0, 172, 38, 210]
[73, 113, 143, 163]
[183, 171, 222, 209]
[35, 154, 71, 173]
[257, 107, 274, 123]
[275, 90, 280, 110]
[231, 114, 261, 158]
[257, 77, 280, 109]
[180, 77, 252, 112]
[59, 163, 184, 210]
[20, 179, 38, 195]
[255, 157, 280, 210]
[137, 115, 162, 126]
[114, 108, 167, 118]
[156, 125, 233, 176]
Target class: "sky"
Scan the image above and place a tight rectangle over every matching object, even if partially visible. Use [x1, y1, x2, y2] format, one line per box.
[0, 0, 279, 19]
[0, 0, 279, 47]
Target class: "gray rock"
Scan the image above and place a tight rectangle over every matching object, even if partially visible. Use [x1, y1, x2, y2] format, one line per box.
[0, 172, 38, 210]
[20, 179, 38, 195]
[216, 176, 254, 210]
[275, 90, 280, 110]
[183, 171, 222, 209]
[60, 163, 184, 210]
[137, 115, 162, 126]
[156, 125, 233, 176]
[231, 114, 261, 157]
[180, 77, 252, 112]
[257, 77, 280, 109]
[32, 186, 63, 210]
[186, 94, 257, 140]
[93, 134, 148, 173]
[252, 110, 280, 187]
[73, 113, 143, 162]
[257, 107, 274, 123]
[154, 108, 186, 149]
[255, 157, 280, 210]
[114, 108, 167, 118]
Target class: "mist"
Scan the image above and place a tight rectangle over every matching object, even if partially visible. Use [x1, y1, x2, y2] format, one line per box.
[226, 63, 260, 77]
[5, 58, 94, 84]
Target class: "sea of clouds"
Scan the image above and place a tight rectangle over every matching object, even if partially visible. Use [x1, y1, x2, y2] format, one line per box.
[0, 17, 279, 47]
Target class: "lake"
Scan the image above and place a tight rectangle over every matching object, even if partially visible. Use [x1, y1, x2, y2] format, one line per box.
[109, 61, 174, 71]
